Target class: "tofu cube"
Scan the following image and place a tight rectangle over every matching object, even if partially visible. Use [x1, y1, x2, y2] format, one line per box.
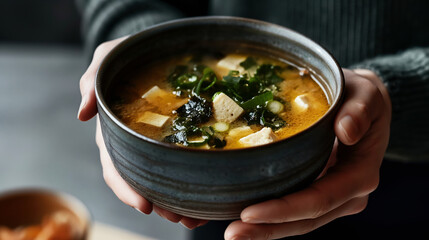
[228, 126, 254, 139]
[216, 54, 246, 75]
[137, 111, 170, 127]
[294, 94, 309, 111]
[141, 85, 169, 100]
[239, 127, 277, 147]
[142, 85, 188, 112]
[212, 93, 244, 123]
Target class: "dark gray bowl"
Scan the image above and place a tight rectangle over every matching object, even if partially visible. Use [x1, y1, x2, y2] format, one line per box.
[95, 16, 344, 220]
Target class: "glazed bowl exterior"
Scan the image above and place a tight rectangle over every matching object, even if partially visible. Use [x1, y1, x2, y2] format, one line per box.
[95, 16, 344, 220]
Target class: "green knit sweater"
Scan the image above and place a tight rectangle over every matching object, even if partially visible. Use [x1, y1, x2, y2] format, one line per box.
[78, 0, 429, 162]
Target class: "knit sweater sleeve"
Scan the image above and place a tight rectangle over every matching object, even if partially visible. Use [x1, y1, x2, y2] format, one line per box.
[351, 48, 429, 162]
[78, 0, 184, 58]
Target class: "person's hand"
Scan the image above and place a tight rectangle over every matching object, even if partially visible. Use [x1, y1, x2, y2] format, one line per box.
[77, 37, 208, 229]
[224, 68, 392, 240]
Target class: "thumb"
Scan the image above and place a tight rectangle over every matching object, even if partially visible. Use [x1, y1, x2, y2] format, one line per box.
[77, 36, 128, 121]
[335, 69, 385, 145]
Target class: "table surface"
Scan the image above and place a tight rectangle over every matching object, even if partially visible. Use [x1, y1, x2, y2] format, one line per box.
[90, 222, 156, 240]
[0, 44, 188, 240]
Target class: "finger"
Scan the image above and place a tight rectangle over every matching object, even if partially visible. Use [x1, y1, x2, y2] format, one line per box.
[153, 205, 182, 223]
[240, 152, 378, 224]
[77, 72, 97, 121]
[179, 217, 209, 230]
[152, 205, 209, 228]
[334, 69, 385, 145]
[225, 196, 368, 240]
[78, 37, 128, 121]
[96, 117, 153, 214]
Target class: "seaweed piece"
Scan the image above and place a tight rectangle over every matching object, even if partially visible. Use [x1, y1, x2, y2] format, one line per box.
[163, 131, 188, 145]
[243, 107, 286, 131]
[176, 95, 212, 124]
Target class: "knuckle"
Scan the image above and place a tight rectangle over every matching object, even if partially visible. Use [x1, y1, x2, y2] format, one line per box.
[364, 174, 380, 195]
[79, 70, 94, 92]
[299, 220, 319, 235]
[359, 77, 384, 107]
[94, 42, 110, 55]
[95, 135, 101, 147]
[263, 231, 274, 240]
[102, 169, 112, 186]
[352, 198, 369, 214]
[79, 74, 89, 89]
[353, 101, 370, 121]
[308, 186, 332, 219]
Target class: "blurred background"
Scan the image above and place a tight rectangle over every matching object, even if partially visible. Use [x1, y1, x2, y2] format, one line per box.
[0, 1, 187, 239]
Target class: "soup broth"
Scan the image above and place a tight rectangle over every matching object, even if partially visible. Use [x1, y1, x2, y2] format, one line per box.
[109, 52, 329, 149]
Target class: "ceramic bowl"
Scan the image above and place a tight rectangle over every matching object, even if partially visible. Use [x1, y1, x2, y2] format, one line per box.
[0, 189, 91, 239]
[95, 16, 344, 220]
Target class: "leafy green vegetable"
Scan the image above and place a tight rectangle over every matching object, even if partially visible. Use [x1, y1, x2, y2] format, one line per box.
[239, 57, 257, 69]
[164, 125, 226, 148]
[164, 56, 289, 148]
[222, 72, 260, 102]
[254, 64, 284, 86]
[241, 91, 273, 110]
[243, 107, 286, 130]
[260, 110, 286, 130]
[194, 68, 217, 95]
[163, 96, 225, 147]
[167, 65, 188, 84]
[168, 64, 218, 97]
[201, 126, 226, 148]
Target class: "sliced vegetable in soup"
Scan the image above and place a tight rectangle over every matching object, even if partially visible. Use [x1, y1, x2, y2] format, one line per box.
[109, 53, 330, 149]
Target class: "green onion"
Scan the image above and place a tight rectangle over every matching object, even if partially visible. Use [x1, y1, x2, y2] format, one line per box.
[212, 91, 222, 100]
[212, 122, 230, 132]
[187, 139, 208, 147]
[267, 100, 284, 114]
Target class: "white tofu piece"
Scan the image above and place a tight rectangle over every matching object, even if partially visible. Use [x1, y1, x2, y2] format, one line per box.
[137, 111, 170, 127]
[228, 126, 254, 139]
[142, 85, 188, 111]
[239, 127, 277, 147]
[216, 54, 246, 75]
[141, 85, 169, 100]
[294, 94, 309, 111]
[212, 93, 244, 123]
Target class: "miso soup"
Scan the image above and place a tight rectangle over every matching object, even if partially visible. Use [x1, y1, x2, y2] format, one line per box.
[109, 52, 329, 149]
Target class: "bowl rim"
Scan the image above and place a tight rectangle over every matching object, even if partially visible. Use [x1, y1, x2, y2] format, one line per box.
[95, 16, 345, 153]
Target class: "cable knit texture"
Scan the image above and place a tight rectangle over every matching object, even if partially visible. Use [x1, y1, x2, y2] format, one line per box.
[79, 0, 429, 162]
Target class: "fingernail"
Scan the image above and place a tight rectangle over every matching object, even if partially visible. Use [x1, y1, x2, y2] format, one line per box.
[339, 115, 358, 143]
[77, 94, 88, 119]
[242, 217, 264, 224]
[179, 221, 194, 230]
[133, 207, 144, 214]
